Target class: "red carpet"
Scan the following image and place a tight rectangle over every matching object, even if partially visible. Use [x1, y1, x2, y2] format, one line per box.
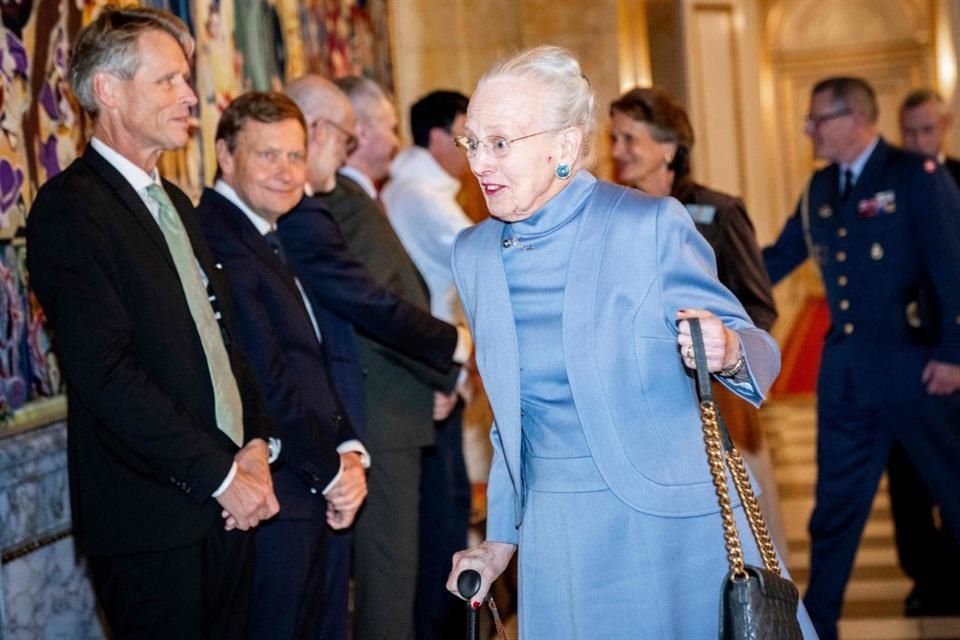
[771, 297, 829, 398]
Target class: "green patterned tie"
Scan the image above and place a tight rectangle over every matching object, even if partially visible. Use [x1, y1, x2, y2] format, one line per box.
[146, 183, 244, 446]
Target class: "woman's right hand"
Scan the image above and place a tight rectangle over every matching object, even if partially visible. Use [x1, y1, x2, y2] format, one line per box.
[446, 541, 517, 607]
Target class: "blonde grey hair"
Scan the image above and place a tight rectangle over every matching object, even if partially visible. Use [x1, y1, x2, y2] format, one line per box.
[69, 6, 194, 118]
[479, 45, 598, 166]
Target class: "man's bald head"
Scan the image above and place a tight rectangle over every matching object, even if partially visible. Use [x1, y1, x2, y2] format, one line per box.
[285, 74, 357, 192]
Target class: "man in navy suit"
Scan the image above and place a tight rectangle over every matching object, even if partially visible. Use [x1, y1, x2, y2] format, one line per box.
[888, 87, 960, 616]
[764, 76, 960, 639]
[197, 92, 369, 639]
[280, 74, 470, 640]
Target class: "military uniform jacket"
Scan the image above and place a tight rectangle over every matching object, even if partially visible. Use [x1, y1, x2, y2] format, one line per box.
[764, 138, 960, 406]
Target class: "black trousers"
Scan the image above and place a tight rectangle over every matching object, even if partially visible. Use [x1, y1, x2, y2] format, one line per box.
[88, 522, 254, 640]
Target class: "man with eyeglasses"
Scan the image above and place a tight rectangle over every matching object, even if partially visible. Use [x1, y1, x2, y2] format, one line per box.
[764, 76, 960, 640]
[282, 74, 467, 640]
[278, 75, 471, 640]
[381, 89, 474, 640]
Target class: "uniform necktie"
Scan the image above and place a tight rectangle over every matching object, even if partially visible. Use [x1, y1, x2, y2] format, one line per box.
[145, 183, 244, 446]
[840, 168, 854, 203]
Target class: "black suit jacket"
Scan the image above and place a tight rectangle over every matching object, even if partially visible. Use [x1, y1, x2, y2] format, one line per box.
[197, 188, 356, 519]
[296, 175, 458, 452]
[26, 146, 271, 556]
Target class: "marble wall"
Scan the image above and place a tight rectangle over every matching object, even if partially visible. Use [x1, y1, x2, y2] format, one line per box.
[0, 421, 104, 639]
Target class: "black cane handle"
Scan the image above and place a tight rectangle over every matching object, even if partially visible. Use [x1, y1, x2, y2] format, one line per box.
[457, 569, 482, 640]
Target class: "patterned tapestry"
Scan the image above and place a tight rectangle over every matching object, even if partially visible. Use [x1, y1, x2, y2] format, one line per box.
[0, 0, 393, 420]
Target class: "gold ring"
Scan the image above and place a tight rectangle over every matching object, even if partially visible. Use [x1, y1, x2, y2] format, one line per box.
[684, 344, 694, 360]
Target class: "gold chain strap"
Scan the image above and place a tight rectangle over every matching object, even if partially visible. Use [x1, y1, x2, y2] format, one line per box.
[698, 399, 781, 580]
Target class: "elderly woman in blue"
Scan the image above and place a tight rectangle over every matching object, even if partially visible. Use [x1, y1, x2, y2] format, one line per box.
[444, 46, 817, 638]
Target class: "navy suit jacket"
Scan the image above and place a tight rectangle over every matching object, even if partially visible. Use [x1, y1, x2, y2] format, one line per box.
[764, 138, 960, 405]
[278, 194, 459, 377]
[198, 188, 357, 519]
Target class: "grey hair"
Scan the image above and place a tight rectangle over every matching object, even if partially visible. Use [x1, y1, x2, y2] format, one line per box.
[479, 45, 598, 166]
[334, 76, 391, 124]
[69, 6, 194, 118]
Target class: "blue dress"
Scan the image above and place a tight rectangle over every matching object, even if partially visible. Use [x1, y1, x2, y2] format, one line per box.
[495, 172, 817, 638]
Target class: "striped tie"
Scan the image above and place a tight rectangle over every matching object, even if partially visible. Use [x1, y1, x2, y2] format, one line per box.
[146, 183, 244, 446]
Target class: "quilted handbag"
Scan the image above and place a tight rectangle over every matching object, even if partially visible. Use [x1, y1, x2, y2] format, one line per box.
[687, 318, 803, 640]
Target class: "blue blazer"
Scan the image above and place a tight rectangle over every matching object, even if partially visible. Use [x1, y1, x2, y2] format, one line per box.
[198, 189, 357, 519]
[451, 180, 779, 540]
[764, 138, 960, 406]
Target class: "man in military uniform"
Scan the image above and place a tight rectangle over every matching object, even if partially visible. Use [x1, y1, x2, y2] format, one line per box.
[887, 88, 960, 616]
[764, 77, 960, 640]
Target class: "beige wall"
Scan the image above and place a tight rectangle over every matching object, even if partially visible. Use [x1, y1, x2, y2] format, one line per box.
[389, 0, 623, 178]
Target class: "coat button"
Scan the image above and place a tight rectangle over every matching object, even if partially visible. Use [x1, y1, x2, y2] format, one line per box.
[836, 251, 846, 262]
[837, 227, 848, 237]
[870, 243, 884, 260]
[310, 488, 318, 495]
[837, 275, 848, 286]
[843, 323, 855, 335]
[839, 299, 850, 310]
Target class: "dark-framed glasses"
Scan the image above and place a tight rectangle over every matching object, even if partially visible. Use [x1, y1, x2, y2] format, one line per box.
[312, 117, 359, 154]
[453, 129, 558, 158]
[804, 108, 852, 129]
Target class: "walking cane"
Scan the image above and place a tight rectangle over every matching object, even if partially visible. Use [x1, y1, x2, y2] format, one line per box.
[457, 569, 482, 640]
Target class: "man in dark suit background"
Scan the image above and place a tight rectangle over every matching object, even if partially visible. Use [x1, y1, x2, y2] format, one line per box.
[283, 74, 461, 640]
[281, 74, 471, 640]
[889, 87, 960, 616]
[900, 89, 960, 184]
[764, 76, 960, 640]
[26, 8, 278, 639]
[196, 91, 369, 638]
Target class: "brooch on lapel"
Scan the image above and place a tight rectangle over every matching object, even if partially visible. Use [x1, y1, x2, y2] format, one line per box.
[857, 190, 896, 218]
[685, 204, 716, 224]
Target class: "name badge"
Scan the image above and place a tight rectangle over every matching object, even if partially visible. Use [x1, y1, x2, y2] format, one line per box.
[685, 204, 716, 225]
[858, 190, 896, 218]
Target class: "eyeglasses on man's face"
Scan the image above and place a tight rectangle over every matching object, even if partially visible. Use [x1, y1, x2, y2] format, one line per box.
[312, 117, 359, 154]
[804, 107, 852, 129]
[453, 129, 558, 158]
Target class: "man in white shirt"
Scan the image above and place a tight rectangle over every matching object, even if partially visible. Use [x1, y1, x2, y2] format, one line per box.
[381, 89, 474, 640]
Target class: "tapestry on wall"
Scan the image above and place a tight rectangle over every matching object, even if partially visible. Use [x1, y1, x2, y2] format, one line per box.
[0, 0, 392, 421]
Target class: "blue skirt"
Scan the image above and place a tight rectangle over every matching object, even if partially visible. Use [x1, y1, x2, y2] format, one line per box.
[517, 455, 818, 639]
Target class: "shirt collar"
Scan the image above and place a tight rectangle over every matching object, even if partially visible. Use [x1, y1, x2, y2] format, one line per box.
[842, 135, 879, 182]
[338, 165, 378, 198]
[214, 180, 274, 235]
[91, 137, 160, 192]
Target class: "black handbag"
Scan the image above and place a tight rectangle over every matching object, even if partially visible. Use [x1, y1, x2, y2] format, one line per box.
[687, 318, 803, 640]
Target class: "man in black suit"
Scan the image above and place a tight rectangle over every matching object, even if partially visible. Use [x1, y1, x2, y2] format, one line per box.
[26, 8, 278, 639]
[281, 74, 470, 640]
[196, 91, 369, 639]
[892, 88, 960, 616]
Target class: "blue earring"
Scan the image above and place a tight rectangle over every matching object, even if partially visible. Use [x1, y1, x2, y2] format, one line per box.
[555, 163, 571, 180]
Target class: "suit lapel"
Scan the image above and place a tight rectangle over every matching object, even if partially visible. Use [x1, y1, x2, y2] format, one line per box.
[202, 190, 306, 307]
[80, 146, 177, 272]
[468, 220, 524, 510]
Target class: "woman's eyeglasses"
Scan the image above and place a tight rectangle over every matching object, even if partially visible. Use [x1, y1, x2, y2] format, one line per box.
[453, 129, 558, 158]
